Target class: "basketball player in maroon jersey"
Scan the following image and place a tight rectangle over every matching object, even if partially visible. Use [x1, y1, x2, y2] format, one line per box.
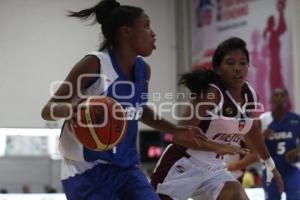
[150, 37, 284, 200]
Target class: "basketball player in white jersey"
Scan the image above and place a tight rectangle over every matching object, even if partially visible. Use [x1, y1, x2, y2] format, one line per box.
[151, 37, 284, 200]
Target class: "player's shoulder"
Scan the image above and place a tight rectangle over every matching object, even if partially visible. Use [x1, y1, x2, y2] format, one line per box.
[85, 50, 110, 64]
[242, 82, 258, 102]
[287, 112, 300, 119]
[199, 83, 221, 104]
[287, 112, 300, 124]
[259, 111, 272, 120]
[86, 50, 108, 58]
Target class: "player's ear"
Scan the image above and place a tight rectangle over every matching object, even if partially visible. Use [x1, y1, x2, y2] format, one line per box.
[120, 26, 133, 38]
[214, 68, 221, 76]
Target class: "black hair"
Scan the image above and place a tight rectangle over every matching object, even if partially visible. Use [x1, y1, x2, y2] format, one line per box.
[272, 88, 289, 96]
[212, 37, 249, 71]
[68, 0, 144, 51]
[180, 37, 249, 94]
[179, 68, 217, 94]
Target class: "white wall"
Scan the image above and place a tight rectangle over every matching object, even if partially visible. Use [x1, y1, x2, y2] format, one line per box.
[0, 0, 177, 128]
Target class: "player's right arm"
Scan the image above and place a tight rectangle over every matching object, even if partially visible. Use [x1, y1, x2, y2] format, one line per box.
[41, 56, 100, 121]
[227, 141, 259, 171]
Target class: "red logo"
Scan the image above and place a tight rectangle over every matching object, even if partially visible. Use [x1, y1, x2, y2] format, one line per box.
[238, 120, 246, 131]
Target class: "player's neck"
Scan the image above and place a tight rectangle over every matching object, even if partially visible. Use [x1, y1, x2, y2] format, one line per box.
[112, 47, 137, 72]
[272, 109, 287, 121]
[111, 47, 138, 81]
[227, 88, 243, 104]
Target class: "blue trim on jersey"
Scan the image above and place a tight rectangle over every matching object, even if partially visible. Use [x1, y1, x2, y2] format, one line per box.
[82, 52, 149, 167]
[109, 51, 134, 81]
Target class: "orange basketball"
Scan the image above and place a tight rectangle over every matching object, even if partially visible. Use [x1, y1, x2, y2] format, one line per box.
[72, 96, 127, 151]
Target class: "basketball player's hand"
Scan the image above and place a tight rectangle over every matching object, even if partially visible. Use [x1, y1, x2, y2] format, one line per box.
[186, 126, 208, 141]
[70, 98, 86, 122]
[285, 148, 300, 163]
[226, 163, 239, 171]
[214, 143, 249, 156]
[272, 168, 284, 193]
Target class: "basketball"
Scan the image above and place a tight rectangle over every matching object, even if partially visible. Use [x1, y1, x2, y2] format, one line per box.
[72, 96, 127, 151]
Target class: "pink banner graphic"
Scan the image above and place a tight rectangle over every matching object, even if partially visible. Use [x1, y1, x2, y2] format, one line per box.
[191, 0, 293, 111]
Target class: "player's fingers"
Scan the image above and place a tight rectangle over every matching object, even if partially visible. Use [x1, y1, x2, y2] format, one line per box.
[273, 170, 284, 193]
[192, 137, 203, 147]
[230, 146, 249, 155]
[194, 133, 207, 141]
[241, 148, 250, 154]
[186, 126, 206, 135]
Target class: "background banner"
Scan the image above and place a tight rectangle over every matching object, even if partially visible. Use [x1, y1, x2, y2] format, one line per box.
[191, 0, 293, 111]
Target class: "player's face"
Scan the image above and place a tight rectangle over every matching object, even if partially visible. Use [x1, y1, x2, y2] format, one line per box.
[271, 88, 288, 110]
[218, 50, 249, 89]
[129, 14, 156, 57]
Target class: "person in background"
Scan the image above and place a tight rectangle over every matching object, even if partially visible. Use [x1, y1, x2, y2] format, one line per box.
[260, 88, 300, 200]
[227, 88, 300, 200]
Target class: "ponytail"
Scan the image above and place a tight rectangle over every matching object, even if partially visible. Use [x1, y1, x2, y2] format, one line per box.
[179, 69, 218, 94]
[67, 0, 143, 51]
[67, 7, 95, 21]
[67, 0, 120, 24]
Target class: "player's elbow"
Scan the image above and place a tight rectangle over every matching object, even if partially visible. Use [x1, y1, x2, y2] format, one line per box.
[41, 104, 54, 121]
[41, 108, 50, 121]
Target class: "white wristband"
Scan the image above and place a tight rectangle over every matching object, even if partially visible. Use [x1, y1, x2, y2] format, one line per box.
[263, 157, 275, 184]
[264, 157, 275, 170]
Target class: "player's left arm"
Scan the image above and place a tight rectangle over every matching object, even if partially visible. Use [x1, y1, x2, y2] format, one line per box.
[245, 119, 284, 193]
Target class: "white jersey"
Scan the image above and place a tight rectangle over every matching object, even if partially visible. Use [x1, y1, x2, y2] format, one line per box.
[186, 82, 257, 165]
[59, 51, 118, 163]
[59, 50, 149, 180]
[259, 111, 273, 132]
[151, 82, 258, 200]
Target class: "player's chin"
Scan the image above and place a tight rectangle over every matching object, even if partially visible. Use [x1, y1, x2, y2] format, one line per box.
[232, 78, 245, 87]
[139, 45, 155, 57]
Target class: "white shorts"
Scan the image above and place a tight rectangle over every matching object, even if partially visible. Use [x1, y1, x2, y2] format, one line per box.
[156, 156, 237, 200]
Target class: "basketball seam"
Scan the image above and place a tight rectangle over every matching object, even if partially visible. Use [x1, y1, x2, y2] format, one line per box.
[108, 101, 127, 147]
[105, 99, 113, 151]
[85, 96, 107, 150]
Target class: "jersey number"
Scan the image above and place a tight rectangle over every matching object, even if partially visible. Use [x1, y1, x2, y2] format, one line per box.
[277, 142, 286, 155]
